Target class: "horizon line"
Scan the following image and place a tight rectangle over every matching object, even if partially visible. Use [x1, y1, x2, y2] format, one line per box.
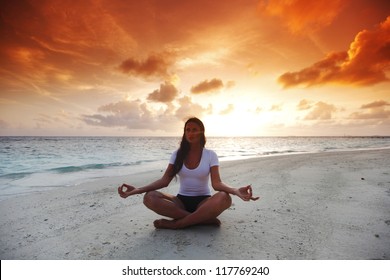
[1, 135, 390, 138]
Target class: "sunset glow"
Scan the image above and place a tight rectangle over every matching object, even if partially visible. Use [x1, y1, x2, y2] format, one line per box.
[1, 0, 389, 136]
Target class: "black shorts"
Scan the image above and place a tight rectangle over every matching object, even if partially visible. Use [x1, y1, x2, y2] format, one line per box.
[177, 194, 211, 213]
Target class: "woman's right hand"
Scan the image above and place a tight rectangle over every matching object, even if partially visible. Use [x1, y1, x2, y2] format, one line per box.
[236, 185, 259, 201]
[118, 184, 140, 198]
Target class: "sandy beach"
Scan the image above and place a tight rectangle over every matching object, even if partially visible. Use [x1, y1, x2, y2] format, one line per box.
[0, 149, 389, 260]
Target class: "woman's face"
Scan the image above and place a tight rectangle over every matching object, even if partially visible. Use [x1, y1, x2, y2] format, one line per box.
[185, 122, 203, 144]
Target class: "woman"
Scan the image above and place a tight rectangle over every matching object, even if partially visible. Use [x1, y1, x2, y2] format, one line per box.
[118, 117, 259, 229]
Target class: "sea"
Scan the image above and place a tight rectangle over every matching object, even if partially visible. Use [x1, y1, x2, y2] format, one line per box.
[1, 136, 389, 199]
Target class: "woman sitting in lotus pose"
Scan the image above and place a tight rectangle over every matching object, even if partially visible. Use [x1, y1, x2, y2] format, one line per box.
[118, 117, 259, 229]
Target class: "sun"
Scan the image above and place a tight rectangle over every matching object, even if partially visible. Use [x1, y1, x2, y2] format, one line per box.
[204, 110, 262, 137]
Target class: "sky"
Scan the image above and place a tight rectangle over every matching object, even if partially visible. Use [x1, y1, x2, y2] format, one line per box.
[0, 0, 389, 137]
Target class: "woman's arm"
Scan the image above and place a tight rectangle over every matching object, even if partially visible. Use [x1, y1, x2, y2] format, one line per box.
[210, 166, 259, 201]
[118, 164, 174, 198]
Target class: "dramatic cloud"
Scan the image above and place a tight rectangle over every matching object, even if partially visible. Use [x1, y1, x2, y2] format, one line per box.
[83, 100, 155, 129]
[83, 96, 213, 131]
[147, 82, 179, 103]
[279, 16, 390, 88]
[258, 0, 348, 33]
[304, 102, 338, 120]
[83, 99, 179, 132]
[118, 52, 175, 80]
[191, 78, 224, 94]
[1, 0, 389, 136]
[349, 100, 390, 119]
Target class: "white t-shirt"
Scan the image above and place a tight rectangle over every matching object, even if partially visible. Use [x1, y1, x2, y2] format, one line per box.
[169, 148, 219, 196]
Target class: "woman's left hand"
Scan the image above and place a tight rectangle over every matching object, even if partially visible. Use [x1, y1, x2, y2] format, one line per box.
[236, 185, 259, 201]
[118, 184, 140, 198]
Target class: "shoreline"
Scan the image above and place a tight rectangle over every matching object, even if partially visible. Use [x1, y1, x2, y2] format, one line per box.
[0, 148, 389, 259]
[3, 147, 390, 201]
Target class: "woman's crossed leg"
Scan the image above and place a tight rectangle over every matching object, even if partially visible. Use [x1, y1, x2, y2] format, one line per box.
[143, 191, 232, 229]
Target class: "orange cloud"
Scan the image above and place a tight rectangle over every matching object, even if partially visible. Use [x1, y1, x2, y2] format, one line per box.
[304, 102, 338, 120]
[258, 0, 348, 33]
[118, 52, 175, 80]
[360, 100, 390, 109]
[6, 47, 45, 66]
[350, 100, 390, 119]
[191, 78, 224, 94]
[147, 82, 179, 103]
[279, 16, 390, 88]
[1, 0, 136, 60]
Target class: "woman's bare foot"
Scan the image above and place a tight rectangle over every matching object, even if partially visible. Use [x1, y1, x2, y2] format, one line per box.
[154, 219, 178, 229]
[153, 218, 221, 229]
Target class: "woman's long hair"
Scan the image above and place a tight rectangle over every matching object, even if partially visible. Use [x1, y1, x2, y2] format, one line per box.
[171, 117, 206, 177]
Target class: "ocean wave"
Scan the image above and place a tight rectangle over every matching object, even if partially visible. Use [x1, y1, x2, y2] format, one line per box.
[262, 150, 300, 156]
[47, 159, 163, 174]
[49, 162, 125, 173]
[0, 171, 33, 180]
[1, 136, 389, 197]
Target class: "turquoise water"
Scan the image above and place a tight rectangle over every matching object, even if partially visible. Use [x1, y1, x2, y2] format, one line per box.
[1, 136, 389, 198]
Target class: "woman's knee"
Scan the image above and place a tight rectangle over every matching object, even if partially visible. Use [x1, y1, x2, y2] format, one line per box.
[143, 191, 159, 207]
[216, 191, 232, 208]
